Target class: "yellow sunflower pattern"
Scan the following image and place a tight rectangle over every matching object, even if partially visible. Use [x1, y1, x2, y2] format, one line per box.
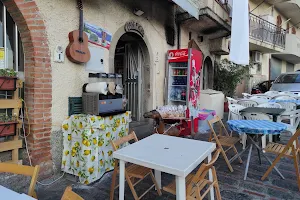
[61, 112, 131, 184]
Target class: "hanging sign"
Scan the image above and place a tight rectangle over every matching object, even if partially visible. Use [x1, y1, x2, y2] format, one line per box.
[124, 21, 144, 37]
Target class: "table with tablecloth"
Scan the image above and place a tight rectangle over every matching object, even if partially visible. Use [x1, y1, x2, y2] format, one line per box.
[61, 111, 131, 184]
[227, 120, 287, 180]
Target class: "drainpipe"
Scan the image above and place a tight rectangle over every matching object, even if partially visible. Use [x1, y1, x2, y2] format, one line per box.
[177, 22, 181, 49]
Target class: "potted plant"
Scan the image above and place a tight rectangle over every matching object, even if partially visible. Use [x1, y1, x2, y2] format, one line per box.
[213, 59, 255, 112]
[0, 114, 18, 137]
[0, 68, 18, 91]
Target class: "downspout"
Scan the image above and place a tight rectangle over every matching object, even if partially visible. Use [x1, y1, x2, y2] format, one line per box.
[177, 21, 181, 49]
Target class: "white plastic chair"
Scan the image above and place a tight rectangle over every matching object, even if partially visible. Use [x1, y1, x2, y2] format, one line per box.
[279, 91, 295, 96]
[253, 94, 271, 99]
[228, 104, 245, 120]
[249, 96, 270, 104]
[226, 97, 238, 105]
[242, 93, 252, 99]
[242, 112, 273, 149]
[265, 91, 279, 96]
[237, 99, 259, 107]
[229, 104, 247, 148]
[257, 102, 282, 108]
[273, 95, 296, 100]
[278, 102, 297, 112]
[277, 110, 300, 146]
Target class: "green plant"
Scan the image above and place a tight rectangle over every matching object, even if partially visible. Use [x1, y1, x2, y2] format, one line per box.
[0, 68, 17, 77]
[213, 59, 257, 97]
[0, 113, 16, 122]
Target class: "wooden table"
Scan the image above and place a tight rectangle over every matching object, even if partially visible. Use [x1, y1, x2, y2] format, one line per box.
[113, 134, 216, 200]
[0, 186, 36, 200]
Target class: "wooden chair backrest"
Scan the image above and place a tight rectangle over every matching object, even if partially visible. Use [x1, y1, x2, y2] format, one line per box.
[111, 131, 138, 151]
[283, 128, 300, 153]
[186, 149, 221, 196]
[0, 163, 40, 197]
[61, 186, 84, 200]
[207, 116, 230, 141]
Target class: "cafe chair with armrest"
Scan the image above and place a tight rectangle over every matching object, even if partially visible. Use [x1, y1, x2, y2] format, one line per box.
[0, 163, 40, 198]
[207, 116, 243, 172]
[261, 129, 300, 191]
[163, 149, 222, 200]
[110, 131, 162, 200]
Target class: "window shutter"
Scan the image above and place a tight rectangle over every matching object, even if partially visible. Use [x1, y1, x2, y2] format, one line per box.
[68, 97, 82, 116]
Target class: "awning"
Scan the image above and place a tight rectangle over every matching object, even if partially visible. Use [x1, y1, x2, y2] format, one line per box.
[172, 0, 199, 19]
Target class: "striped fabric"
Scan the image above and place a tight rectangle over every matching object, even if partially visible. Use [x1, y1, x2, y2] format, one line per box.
[227, 120, 287, 135]
[269, 99, 300, 105]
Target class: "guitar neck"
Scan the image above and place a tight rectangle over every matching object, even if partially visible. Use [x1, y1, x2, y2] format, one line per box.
[79, 9, 83, 42]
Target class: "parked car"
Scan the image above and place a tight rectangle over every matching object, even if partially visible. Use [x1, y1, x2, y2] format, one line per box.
[251, 80, 274, 94]
[270, 72, 300, 93]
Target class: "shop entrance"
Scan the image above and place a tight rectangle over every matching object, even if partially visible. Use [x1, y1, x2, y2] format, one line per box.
[114, 32, 150, 121]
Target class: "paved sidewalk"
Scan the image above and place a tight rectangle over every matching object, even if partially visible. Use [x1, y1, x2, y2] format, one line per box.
[35, 130, 300, 200]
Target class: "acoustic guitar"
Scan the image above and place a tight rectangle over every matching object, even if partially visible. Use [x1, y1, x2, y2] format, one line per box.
[66, 0, 91, 64]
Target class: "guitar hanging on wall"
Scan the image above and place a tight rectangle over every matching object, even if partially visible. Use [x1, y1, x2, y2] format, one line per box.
[66, 0, 91, 64]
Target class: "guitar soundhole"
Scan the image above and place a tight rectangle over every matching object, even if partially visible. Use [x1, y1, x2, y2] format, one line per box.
[79, 37, 84, 43]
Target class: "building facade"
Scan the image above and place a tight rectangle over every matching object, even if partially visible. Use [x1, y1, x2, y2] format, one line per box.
[0, 0, 230, 176]
[236, 0, 300, 96]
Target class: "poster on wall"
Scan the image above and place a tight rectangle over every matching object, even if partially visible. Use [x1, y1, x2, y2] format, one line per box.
[84, 22, 112, 50]
[0, 48, 5, 69]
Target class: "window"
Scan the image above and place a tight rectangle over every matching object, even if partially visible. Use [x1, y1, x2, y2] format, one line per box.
[275, 74, 300, 83]
[0, 1, 24, 74]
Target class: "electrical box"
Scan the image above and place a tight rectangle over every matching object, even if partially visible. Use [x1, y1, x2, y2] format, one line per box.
[54, 45, 64, 63]
[85, 46, 105, 72]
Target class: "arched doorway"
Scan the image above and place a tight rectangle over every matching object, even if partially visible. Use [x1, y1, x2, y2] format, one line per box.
[114, 32, 150, 121]
[203, 56, 213, 89]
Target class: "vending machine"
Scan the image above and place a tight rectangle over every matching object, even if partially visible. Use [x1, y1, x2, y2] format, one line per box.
[166, 48, 203, 111]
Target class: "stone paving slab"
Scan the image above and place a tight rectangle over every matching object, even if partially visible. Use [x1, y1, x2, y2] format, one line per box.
[36, 131, 300, 200]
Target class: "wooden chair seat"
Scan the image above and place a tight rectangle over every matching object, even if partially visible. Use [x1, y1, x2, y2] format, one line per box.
[110, 131, 162, 200]
[163, 149, 222, 200]
[163, 174, 211, 196]
[61, 186, 84, 200]
[217, 136, 240, 146]
[208, 116, 243, 172]
[116, 164, 151, 179]
[261, 129, 300, 191]
[265, 143, 295, 158]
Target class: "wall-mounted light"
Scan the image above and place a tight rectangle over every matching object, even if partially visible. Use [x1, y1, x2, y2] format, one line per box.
[133, 8, 144, 16]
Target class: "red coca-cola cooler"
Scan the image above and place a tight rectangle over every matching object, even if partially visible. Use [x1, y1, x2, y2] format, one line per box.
[165, 48, 203, 133]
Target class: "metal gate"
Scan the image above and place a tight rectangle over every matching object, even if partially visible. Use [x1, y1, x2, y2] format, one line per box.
[124, 44, 144, 121]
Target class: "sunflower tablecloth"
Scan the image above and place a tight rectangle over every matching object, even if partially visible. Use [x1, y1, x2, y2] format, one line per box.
[61, 111, 131, 184]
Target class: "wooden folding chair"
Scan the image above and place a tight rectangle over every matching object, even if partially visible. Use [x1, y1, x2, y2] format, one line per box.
[207, 116, 243, 172]
[61, 186, 84, 200]
[0, 163, 40, 198]
[261, 129, 300, 190]
[163, 149, 222, 200]
[110, 131, 162, 200]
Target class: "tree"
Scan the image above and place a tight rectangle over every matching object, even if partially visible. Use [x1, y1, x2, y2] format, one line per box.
[213, 59, 256, 97]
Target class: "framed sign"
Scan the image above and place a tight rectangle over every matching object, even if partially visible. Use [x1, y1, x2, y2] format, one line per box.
[124, 21, 144, 37]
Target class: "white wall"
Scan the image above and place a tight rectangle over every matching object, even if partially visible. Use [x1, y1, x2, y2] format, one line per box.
[35, 0, 173, 130]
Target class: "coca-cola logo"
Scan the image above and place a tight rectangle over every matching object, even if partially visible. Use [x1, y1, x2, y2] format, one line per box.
[169, 51, 188, 58]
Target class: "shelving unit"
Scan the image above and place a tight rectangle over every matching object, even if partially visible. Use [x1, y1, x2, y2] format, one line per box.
[0, 80, 23, 164]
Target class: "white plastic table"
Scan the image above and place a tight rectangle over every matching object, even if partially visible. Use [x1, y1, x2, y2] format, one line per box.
[113, 134, 216, 200]
[0, 185, 36, 200]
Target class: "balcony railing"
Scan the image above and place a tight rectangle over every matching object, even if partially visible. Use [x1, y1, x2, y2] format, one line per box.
[250, 13, 286, 49]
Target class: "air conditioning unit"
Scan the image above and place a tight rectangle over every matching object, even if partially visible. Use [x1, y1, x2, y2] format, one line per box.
[252, 51, 262, 63]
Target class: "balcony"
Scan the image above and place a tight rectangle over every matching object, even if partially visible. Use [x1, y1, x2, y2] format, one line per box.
[176, 0, 231, 39]
[272, 0, 300, 25]
[272, 33, 300, 64]
[249, 13, 286, 53]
